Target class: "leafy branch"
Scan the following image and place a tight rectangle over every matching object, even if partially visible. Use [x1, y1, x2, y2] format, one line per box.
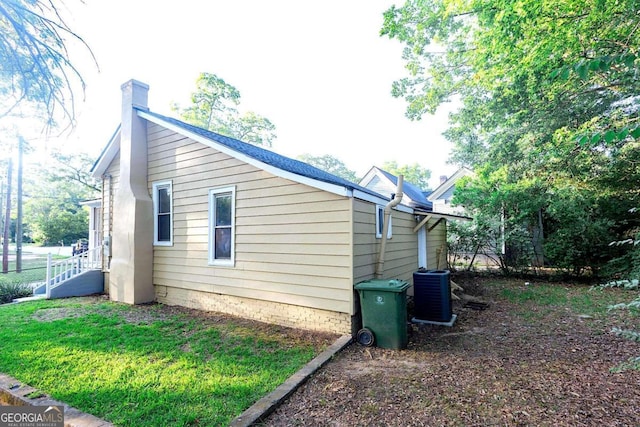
[0, 0, 97, 132]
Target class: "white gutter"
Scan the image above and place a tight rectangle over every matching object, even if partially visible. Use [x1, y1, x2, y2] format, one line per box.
[375, 175, 404, 279]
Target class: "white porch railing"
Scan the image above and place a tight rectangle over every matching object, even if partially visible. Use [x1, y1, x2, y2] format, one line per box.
[46, 246, 102, 298]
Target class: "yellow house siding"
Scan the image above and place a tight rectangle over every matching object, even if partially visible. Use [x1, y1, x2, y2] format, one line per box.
[353, 199, 377, 283]
[383, 211, 419, 281]
[146, 124, 354, 320]
[101, 152, 120, 275]
[352, 199, 418, 285]
[427, 219, 448, 269]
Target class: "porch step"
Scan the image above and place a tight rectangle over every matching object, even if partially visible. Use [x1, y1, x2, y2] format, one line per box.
[43, 270, 104, 299]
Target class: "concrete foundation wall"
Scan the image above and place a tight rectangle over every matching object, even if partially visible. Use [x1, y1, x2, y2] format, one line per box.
[155, 285, 352, 335]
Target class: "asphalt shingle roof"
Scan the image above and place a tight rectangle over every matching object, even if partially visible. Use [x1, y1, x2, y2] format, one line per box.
[375, 168, 433, 210]
[139, 109, 383, 200]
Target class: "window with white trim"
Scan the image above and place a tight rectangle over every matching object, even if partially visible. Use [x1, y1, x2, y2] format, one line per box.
[153, 181, 173, 246]
[375, 205, 392, 239]
[209, 186, 235, 266]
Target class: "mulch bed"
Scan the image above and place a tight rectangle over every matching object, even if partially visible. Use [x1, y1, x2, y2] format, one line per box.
[262, 277, 640, 426]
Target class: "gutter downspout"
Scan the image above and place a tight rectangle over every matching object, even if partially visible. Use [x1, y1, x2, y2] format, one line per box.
[101, 174, 113, 271]
[375, 175, 404, 279]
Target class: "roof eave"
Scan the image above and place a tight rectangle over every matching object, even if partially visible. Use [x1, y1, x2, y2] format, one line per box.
[90, 126, 121, 179]
[427, 167, 474, 201]
[137, 110, 358, 199]
[413, 208, 473, 222]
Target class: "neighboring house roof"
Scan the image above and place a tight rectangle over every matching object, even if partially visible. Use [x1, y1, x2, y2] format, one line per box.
[427, 167, 474, 202]
[359, 166, 433, 210]
[91, 108, 414, 212]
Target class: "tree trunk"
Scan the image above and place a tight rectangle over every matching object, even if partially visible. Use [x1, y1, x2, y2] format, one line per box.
[537, 208, 544, 265]
[3, 158, 12, 274]
[16, 137, 23, 273]
[465, 245, 481, 272]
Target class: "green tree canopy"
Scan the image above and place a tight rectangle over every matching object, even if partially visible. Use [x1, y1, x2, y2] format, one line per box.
[382, 0, 640, 171]
[48, 149, 101, 193]
[173, 72, 276, 147]
[23, 150, 98, 245]
[382, 0, 639, 158]
[382, 0, 639, 275]
[297, 154, 358, 182]
[381, 160, 431, 190]
[0, 0, 94, 130]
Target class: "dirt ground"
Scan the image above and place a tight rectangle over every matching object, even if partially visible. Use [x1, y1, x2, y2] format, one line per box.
[262, 276, 640, 427]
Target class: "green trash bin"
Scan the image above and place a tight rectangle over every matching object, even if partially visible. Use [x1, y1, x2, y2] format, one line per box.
[354, 279, 411, 349]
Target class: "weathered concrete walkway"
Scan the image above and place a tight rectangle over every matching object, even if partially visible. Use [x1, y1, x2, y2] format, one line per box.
[0, 373, 113, 426]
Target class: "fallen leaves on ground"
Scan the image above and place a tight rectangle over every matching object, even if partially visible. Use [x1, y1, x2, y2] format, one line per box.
[263, 277, 640, 427]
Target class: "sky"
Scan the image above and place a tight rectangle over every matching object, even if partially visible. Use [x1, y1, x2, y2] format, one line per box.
[49, 0, 458, 188]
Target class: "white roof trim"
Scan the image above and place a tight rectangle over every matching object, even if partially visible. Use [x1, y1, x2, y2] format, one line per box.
[359, 166, 418, 205]
[138, 110, 354, 198]
[91, 128, 121, 179]
[414, 209, 472, 222]
[91, 111, 405, 205]
[79, 199, 101, 208]
[397, 203, 413, 214]
[352, 189, 412, 212]
[428, 167, 474, 201]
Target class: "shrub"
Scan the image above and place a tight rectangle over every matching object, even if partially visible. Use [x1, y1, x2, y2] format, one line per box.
[0, 282, 34, 304]
[594, 225, 640, 372]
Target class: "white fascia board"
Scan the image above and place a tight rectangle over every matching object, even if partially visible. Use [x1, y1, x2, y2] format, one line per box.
[428, 171, 459, 201]
[352, 189, 388, 205]
[352, 189, 413, 214]
[358, 166, 379, 186]
[414, 209, 472, 222]
[361, 166, 418, 206]
[427, 167, 474, 201]
[91, 129, 121, 179]
[427, 183, 451, 202]
[398, 194, 417, 206]
[396, 204, 413, 214]
[79, 199, 102, 208]
[138, 110, 352, 198]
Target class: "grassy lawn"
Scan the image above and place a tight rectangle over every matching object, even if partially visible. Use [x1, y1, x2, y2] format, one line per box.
[495, 280, 636, 320]
[0, 246, 71, 303]
[0, 246, 69, 285]
[0, 297, 335, 426]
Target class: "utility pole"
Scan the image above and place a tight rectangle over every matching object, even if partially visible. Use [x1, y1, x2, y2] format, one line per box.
[16, 137, 24, 272]
[2, 158, 12, 274]
[0, 179, 4, 257]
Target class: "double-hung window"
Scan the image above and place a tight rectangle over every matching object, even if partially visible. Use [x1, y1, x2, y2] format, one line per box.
[375, 205, 392, 239]
[209, 186, 235, 266]
[153, 181, 173, 246]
